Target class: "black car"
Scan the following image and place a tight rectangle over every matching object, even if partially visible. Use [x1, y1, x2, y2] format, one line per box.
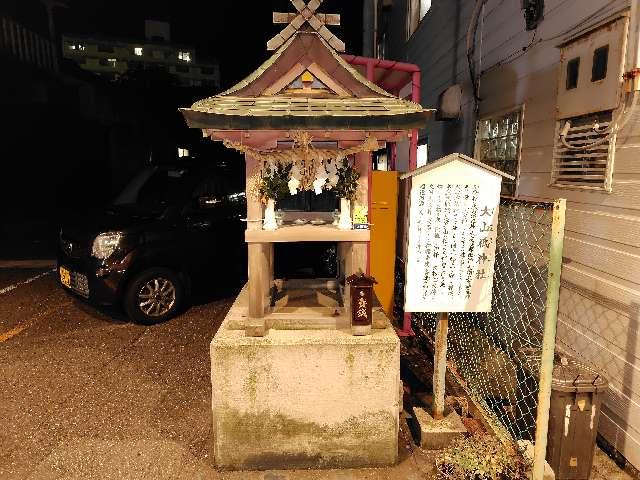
[57, 162, 246, 323]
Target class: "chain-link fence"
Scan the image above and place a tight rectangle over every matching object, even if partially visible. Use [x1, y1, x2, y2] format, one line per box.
[410, 198, 557, 444]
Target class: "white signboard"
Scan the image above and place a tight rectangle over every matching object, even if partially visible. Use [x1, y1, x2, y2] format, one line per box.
[404, 155, 506, 313]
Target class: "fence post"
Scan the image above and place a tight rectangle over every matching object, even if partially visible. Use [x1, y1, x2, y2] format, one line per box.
[532, 198, 566, 480]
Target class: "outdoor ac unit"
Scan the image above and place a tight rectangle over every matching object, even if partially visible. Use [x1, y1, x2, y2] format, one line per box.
[551, 15, 629, 191]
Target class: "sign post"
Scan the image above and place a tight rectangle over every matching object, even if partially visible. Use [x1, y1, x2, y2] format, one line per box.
[401, 153, 514, 442]
[432, 312, 449, 419]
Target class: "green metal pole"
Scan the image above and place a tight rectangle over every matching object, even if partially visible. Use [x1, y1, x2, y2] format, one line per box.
[532, 199, 566, 480]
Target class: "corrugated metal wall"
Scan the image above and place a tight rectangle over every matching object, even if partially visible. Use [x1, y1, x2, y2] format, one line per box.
[386, 0, 640, 468]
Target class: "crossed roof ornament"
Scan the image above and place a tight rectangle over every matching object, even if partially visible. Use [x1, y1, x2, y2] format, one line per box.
[268, 0, 345, 52]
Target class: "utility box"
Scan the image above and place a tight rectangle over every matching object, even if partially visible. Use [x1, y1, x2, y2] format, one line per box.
[546, 354, 608, 480]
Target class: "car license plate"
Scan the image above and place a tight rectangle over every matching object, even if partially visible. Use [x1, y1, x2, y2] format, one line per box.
[59, 267, 71, 287]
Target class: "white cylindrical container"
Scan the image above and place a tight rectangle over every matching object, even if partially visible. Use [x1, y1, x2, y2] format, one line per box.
[338, 198, 352, 230]
[263, 198, 278, 230]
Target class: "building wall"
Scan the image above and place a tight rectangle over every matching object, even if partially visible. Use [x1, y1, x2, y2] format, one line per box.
[0, 14, 58, 72]
[384, 0, 640, 468]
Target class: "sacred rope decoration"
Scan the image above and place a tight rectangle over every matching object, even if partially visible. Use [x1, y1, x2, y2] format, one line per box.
[223, 131, 379, 200]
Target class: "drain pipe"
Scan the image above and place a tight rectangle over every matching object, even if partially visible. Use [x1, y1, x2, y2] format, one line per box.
[628, 0, 640, 73]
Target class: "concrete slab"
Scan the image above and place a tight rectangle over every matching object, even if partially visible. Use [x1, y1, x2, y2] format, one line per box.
[210, 301, 401, 470]
[413, 408, 467, 450]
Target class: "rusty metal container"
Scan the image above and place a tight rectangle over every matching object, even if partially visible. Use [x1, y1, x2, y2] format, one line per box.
[545, 353, 607, 480]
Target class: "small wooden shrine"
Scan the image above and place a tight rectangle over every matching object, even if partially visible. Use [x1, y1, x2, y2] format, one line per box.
[181, 0, 432, 470]
[181, 2, 429, 336]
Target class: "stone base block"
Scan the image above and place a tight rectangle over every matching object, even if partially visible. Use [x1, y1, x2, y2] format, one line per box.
[414, 408, 467, 450]
[210, 302, 401, 470]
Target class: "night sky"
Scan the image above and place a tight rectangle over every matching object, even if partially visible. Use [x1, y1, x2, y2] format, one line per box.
[5, 0, 365, 89]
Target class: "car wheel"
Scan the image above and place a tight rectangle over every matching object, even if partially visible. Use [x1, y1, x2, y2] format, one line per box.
[124, 268, 184, 324]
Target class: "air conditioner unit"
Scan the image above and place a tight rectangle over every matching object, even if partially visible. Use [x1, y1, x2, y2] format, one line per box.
[551, 14, 630, 191]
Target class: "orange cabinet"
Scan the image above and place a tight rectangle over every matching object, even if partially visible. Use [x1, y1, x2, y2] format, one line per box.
[370, 171, 399, 317]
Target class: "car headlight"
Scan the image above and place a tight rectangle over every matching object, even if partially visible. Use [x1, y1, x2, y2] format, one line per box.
[91, 232, 124, 259]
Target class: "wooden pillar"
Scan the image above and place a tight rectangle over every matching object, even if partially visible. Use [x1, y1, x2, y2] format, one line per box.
[433, 312, 449, 419]
[244, 153, 273, 337]
[246, 242, 272, 337]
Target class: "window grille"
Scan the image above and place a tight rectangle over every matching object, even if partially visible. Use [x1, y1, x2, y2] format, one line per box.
[551, 110, 615, 191]
[475, 109, 522, 196]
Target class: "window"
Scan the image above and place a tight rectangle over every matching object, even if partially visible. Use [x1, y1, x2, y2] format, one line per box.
[407, 0, 431, 38]
[152, 50, 165, 60]
[200, 66, 216, 75]
[592, 45, 609, 82]
[68, 43, 86, 51]
[566, 57, 580, 90]
[175, 65, 189, 73]
[420, 0, 432, 18]
[99, 58, 117, 68]
[178, 147, 190, 158]
[178, 51, 191, 62]
[134, 47, 143, 56]
[551, 110, 615, 191]
[417, 144, 428, 168]
[97, 44, 114, 53]
[475, 109, 522, 196]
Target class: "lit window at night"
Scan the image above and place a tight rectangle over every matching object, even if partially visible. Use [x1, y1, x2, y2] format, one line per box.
[134, 47, 143, 56]
[107, 58, 117, 67]
[178, 147, 190, 157]
[417, 144, 428, 168]
[178, 51, 191, 62]
[420, 0, 432, 18]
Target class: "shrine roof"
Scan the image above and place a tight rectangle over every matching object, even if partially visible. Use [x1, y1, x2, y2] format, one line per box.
[180, 31, 432, 131]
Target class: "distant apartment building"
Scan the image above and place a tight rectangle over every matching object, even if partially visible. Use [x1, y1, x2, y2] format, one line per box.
[62, 20, 220, 88]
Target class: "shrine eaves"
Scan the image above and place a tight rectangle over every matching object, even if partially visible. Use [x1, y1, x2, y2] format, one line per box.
[269, 0, 345, 52]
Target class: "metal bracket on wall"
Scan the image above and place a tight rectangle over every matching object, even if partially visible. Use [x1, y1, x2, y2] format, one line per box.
[521, 0, 544, 31]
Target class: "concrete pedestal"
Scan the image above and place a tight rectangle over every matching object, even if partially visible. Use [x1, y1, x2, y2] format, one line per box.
[210, 295, 400, 470]
[413, 408, 467, 450]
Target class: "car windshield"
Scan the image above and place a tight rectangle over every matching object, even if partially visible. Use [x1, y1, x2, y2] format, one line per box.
[113, 167, 200, 208]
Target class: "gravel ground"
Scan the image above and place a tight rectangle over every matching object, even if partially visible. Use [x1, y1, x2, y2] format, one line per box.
[0, 268, 438, 480]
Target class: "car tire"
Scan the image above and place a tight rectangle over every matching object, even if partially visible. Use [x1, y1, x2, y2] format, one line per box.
[124, 267, 185, 324]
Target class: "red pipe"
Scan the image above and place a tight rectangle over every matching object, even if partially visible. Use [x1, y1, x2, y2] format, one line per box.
[390, 143, 397, 171]
[399, 70, 422, 336]
[342, 54, 421, 73]
[365, 62, 375, 276]
[345, 54, 420, 337]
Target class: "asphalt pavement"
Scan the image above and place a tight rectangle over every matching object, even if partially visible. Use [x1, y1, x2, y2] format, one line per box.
[0, 267, 438, 480]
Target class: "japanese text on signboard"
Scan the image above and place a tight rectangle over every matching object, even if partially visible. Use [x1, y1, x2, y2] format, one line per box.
[405, 182, 500, 312]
